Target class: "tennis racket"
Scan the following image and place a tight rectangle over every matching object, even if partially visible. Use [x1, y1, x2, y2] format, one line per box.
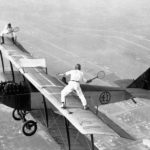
[90, 71, 105, 81]
[12, 27, 20, 32]
[8, 27, 20, 33]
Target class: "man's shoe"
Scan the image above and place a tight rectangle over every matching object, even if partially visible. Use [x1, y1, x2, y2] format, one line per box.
[83, 105, 89, 110]
[61, 102, 66, 109]
[0, 42, 4, 44]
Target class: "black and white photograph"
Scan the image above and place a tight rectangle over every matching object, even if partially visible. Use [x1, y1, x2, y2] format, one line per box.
[0, 0, 150, 149]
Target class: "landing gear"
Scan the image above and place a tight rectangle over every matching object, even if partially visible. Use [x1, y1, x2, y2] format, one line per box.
[22, 120, 37, 136]
[12, 109, 22, 120]
[12, 109, 37, 136]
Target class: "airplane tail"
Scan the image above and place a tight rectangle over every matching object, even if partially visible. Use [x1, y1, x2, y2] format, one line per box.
[127, 67, 150, 89]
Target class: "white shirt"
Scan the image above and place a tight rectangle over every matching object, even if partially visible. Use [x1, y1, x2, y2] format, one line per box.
[1, 24, 13, 35]
[65, 70, 87, 83]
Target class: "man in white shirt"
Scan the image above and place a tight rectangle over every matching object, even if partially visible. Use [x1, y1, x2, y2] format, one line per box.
[59, 64, 91, 110]
[0, 23, 16, 44]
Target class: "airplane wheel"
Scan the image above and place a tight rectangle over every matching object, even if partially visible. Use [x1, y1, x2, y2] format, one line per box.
[12, 109, 22, 121]
[22, 120, 37, 136]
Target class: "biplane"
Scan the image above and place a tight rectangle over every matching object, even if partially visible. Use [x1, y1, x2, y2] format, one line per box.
[0, 37, 150, 150]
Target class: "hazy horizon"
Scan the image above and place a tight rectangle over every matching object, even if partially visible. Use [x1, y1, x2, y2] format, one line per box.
[0, 0, 150, 83]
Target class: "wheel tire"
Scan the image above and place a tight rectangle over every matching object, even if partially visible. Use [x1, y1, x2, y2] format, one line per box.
[22, 120, 37, 136]
[12, 109, 22, 121]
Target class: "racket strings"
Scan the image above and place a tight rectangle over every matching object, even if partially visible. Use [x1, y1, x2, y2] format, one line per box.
[97, 71, 105, 79]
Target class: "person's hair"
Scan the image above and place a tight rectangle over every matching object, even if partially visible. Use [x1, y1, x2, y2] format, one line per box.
[75, 64, 81, 70]
[8, 23, 11, 28]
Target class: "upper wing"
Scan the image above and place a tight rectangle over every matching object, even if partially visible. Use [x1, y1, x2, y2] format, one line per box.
[0, 38, 118, 136]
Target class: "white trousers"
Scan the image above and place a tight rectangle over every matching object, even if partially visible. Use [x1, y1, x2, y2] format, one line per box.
[0, 31, 16, 39]
[61, 81, 87, 106]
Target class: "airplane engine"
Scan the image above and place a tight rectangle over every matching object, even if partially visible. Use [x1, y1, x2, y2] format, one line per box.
[0, 81, 37, 136]
[0, 81, 31, 110]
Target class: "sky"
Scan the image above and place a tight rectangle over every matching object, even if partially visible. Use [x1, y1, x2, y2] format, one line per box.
[0, 0, 150, 82]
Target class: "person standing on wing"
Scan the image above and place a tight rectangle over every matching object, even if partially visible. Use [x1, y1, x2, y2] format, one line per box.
[0, 23, 16, 44]
[58, 64, 92, 110]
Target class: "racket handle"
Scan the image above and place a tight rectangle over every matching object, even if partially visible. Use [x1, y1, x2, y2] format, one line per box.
[86, 79, 92, 83]
[89, 76, 97, 81]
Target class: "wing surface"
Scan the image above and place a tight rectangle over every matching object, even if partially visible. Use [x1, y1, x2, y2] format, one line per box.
[0, 38, 118, 136]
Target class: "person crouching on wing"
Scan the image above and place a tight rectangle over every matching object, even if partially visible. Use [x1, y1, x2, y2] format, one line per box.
[58, 64, 92, 110]
[0, 23, 16, 44]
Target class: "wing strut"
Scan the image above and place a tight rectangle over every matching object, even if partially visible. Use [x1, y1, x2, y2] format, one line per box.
[10, 61, 15, 82]
[42, 95, 49, 128]
[65, 118, 71, 150]
[91, 134, 95, 150]
[0, 50, 5, 73]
